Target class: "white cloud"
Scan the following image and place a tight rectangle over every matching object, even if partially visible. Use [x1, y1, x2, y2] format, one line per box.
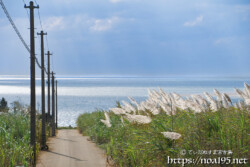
[90, 17, 120, 32]
[36, 15, 121, 33]
[184, 15, 203, 27]
[43, 17, 65, 31]
[214, 37, 233, 45]
[110, 0, 123, 3]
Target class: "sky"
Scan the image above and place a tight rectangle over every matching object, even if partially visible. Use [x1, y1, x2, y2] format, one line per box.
[0, 0, 249, 77]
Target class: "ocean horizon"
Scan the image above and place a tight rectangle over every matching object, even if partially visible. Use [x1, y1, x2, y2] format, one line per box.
[0, 75, 249, 127]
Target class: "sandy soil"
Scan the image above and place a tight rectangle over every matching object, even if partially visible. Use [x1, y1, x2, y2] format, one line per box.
[36, 129, 107, 167]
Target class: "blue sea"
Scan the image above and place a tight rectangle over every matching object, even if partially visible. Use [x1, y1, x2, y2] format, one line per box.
[0, 76, 249, 127]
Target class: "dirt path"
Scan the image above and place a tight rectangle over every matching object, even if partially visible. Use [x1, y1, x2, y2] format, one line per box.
[37, 129, 107, 167]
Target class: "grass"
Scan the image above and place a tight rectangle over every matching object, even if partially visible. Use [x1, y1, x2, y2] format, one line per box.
[0, 112, 46, 167]
[77, 107, 249, 167]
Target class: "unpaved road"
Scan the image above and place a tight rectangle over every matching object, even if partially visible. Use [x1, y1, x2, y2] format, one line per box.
[37, 130, 107, 167]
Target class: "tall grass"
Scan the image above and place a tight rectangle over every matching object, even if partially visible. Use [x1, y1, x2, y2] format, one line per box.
[77, 108, 249, 166]
[0, 112, 44, 166]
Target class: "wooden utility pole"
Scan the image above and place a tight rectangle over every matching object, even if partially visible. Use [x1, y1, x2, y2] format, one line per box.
[56, 80, 58, 128]
[37, 31, 48, 150]
[52, 72, 56, 136]
[25, 1, 39, 165]
[46, 51, 52, 121]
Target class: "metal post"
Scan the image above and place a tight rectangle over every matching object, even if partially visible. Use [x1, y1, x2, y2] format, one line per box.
[25, 1, 39, 165]
[56, 80, 58, 128]
[37, 31, 48, 150]
[52, 72, 56, 136]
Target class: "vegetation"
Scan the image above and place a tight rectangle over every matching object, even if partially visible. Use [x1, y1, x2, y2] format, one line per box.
[77, 84, 250, 167]
[78, 108, 249, 167]
[0, 97, 9, 113]
[0, 100, 45, 167]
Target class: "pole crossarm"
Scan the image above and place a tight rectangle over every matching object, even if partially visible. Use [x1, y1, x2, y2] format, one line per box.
[45, 52, 53, 56]
[24, 3, 39, 9]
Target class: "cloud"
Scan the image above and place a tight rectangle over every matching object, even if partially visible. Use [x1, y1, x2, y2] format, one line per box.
[184, 15, 203, 27]
[43, 17, 65, 31]
[38, 15, 121, 33]
[214, 37, 234, 45]
[110, 0, 123, 3]
[90, 17, 120, 32]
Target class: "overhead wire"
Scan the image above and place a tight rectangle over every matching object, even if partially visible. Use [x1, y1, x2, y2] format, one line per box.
[1, 0, 53, 75]
[51, 54, 54, 71]
[34, 0, 51, 73]
[34, 0, 49, 51]
[34, 0, 43, 30]
[22, 0, 30, 21]
[0, 0, 30, 53]
[29, 0, 50, 74]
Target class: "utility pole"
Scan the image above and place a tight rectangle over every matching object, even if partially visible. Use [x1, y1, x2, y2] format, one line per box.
[56, 80, 58, 128]
[46, 51, 52, 136]
[25, 1, 39, 165]
[46, 51, 51, 122]
[52, 72, 56, 136]
[37, 31, 48, 150]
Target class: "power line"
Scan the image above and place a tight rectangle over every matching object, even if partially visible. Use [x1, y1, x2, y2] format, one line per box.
[0, 0, 30, 53]
[36, 56, 48, 74]
[37, 9, 43, 29]
[34, 0, 43, 30]
[34, 0, 38, 6]
[45, 34, 50, 51]
[51, 54, 54, 71]
[34, 0, 50, 51]
[33, 0, 51, 63]
[22, 0, 30, 20]
[0, 0, 48, 74]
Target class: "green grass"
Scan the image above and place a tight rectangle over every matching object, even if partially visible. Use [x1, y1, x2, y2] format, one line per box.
[77, 108, 249, 167]
[0, 112, 45, 167]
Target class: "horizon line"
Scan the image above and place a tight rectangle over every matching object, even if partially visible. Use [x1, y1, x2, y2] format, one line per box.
[0, 74, 250, 79]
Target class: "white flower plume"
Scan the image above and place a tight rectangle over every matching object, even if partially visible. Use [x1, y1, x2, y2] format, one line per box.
[125, 113, 152, 124]
[100, 112, 112, 128]
[161, 132, 182, 140]
[110, 108, 126, 115]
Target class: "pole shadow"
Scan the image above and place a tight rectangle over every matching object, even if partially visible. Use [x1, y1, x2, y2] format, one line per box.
[47, 150, 86, 161]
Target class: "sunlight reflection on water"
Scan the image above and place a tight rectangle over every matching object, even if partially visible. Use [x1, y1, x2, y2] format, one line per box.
[0, 77, 249, 127]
